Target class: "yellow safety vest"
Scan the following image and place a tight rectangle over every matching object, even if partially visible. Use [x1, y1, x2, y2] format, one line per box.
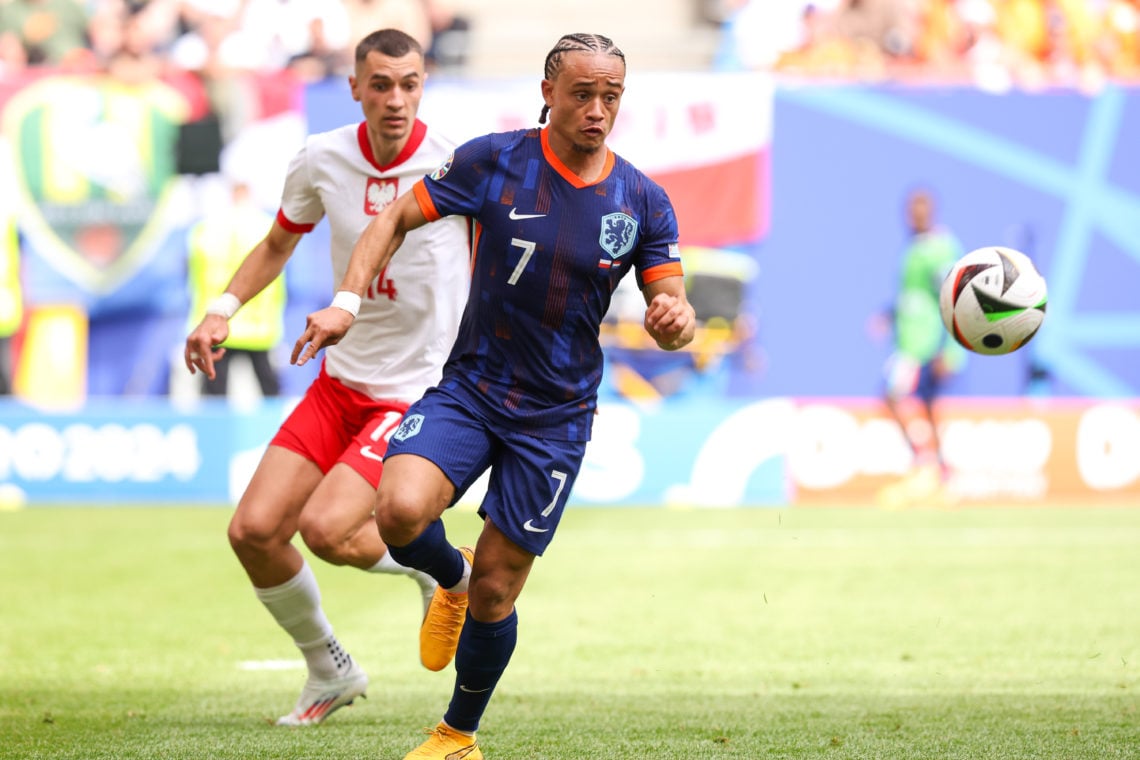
[0, 214, 22, 338]
[187, 204, 284, 351]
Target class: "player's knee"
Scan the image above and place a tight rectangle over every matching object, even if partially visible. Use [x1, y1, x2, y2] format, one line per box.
[468, 574, 519, 622]
[374, 492, 427, 545]
[228, 507, 286, 555]
[297, 512, 345, 562]
[228, 519, 261, 555]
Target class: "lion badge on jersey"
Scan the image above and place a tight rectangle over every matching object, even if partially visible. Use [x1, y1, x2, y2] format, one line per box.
[599, 213, 638, 259]
[365, 177, 398, 215]
[393, 414, 424, 442]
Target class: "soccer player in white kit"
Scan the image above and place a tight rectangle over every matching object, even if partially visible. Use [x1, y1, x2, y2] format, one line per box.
[184, 29, 470, 726]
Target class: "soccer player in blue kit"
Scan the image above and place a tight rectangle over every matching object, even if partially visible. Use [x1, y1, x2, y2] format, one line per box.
[293, 32, 695, 759]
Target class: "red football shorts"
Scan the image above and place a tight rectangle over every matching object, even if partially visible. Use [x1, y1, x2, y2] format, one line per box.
[270, 363, 410, 488]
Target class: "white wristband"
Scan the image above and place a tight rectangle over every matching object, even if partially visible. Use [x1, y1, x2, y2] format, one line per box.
[205, 292, 241, 319]
[330, 290, 361, 318]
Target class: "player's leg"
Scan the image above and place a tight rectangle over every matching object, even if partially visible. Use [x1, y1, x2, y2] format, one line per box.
[403, 520, 526, 760]
[404, 432, 584, 760]
[229, 446, 366, 726]
[231, 375, 369, 726]
[298, 462, 387, 568]
[297, 459, 438, 618]
[443, 518, 532, 723]
[228, 444, 321, 588]
[376, 390, 496, 673]
[445, 432, 579, 726]
[378, 452, 471, 672]
[917, 365, 951, 478]
[883, 352, 921, 457]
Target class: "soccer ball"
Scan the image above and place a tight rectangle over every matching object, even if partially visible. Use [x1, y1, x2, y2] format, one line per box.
[939, 246, 1047, 355]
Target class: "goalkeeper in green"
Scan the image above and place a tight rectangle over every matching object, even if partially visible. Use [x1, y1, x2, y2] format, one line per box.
[882, 188, 967, 486]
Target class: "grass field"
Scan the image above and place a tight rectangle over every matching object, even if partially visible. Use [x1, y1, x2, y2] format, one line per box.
[1, 505, 1138, 759]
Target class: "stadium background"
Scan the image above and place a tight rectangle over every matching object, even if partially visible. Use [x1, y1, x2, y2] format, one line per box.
[0, 0, 1137, 508]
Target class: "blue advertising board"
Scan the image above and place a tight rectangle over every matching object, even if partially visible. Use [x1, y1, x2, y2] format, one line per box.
[0, 398, 789, 507]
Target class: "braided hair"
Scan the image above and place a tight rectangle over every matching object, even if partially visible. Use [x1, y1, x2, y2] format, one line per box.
[538, 33, 626, 124]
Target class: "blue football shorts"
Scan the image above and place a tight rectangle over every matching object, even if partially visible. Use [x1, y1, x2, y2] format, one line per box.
[386, 387, 587, 556]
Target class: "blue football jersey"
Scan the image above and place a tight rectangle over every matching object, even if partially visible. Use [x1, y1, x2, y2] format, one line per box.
[411, 127, 683, 441]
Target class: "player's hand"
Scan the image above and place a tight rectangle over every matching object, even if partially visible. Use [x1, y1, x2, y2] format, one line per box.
[644, 292, 695, 351]
[292, 306, 355, 366]
[184, 315, 229, 380]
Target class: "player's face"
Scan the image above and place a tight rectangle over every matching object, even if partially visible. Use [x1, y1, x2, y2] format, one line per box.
[350, 50, 425, 145]
[541, 51, 625, 155]
[907, 193, 933, 234]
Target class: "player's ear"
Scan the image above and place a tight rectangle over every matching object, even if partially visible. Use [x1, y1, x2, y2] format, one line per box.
[541, 78, 554, 107]
[348, 75, 361, 102]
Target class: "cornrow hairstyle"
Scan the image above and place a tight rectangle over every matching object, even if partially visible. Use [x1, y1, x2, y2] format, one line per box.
[538, 33, 626, 124]
[355, 28, 423, 63]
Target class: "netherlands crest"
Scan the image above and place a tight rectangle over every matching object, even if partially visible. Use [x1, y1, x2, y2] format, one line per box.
[393, 413, 425, 442]
[599, 212, 637, 259]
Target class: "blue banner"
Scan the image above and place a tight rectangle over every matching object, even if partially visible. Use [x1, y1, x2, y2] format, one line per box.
[0, 398, 789, 507]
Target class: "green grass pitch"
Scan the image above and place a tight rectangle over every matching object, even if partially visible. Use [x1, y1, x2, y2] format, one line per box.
[1, 505, 1138, 759]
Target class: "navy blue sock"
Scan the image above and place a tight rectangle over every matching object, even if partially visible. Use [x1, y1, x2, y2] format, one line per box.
[386, 519, 465, 589]
[444, 609, 518, 733]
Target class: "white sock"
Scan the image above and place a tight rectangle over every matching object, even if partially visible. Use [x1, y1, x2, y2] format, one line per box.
[254, 562, 350, 680]
[369, 552, 438, 617]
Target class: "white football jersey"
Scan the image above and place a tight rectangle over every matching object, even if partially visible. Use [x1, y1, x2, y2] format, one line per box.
[278, 120, 468, 402]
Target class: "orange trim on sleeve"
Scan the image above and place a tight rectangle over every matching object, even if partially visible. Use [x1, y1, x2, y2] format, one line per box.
[640, 262, 684, 284]
[412, 180, 442, 222]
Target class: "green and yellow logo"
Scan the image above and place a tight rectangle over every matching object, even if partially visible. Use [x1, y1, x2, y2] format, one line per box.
[2, 75, 190, 294]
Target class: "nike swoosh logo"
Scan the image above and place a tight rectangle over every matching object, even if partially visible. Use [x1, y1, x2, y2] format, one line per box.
[508, 208, 546, 220]
[360, 445, 384, 462]
[522, 520, 549, 533]
[458, 684, 492, 693]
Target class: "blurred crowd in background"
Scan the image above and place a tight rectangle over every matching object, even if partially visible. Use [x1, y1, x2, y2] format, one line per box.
[714, 0, 1140, 90]
[3, 1, 1139, 89]
[0, 0, 472, 144]
[1, 0, 1138, 142]
[0, 0, 471, 77]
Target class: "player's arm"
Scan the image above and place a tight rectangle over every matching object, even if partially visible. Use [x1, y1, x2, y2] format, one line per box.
[642, 275, 696, 351]
[185, 221, 302, 380]
[291, 189, 430, 366]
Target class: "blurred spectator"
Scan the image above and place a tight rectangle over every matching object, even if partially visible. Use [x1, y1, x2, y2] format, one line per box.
[0, 208, 21, 395]
[171, 0, 351, 83]
[1101, 0, 1140, 79]
[777, 2, 890, 79]
[185, 178, 284, 398]
[716, 0, 827, 71]
[0, 0, 90, 67]
[422, 0, 469, 74]
[241, 0, 352, 78]
[718, 0, 1140, 89]
[830, 0, 919, 60]
[343, 0, 431, 53]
